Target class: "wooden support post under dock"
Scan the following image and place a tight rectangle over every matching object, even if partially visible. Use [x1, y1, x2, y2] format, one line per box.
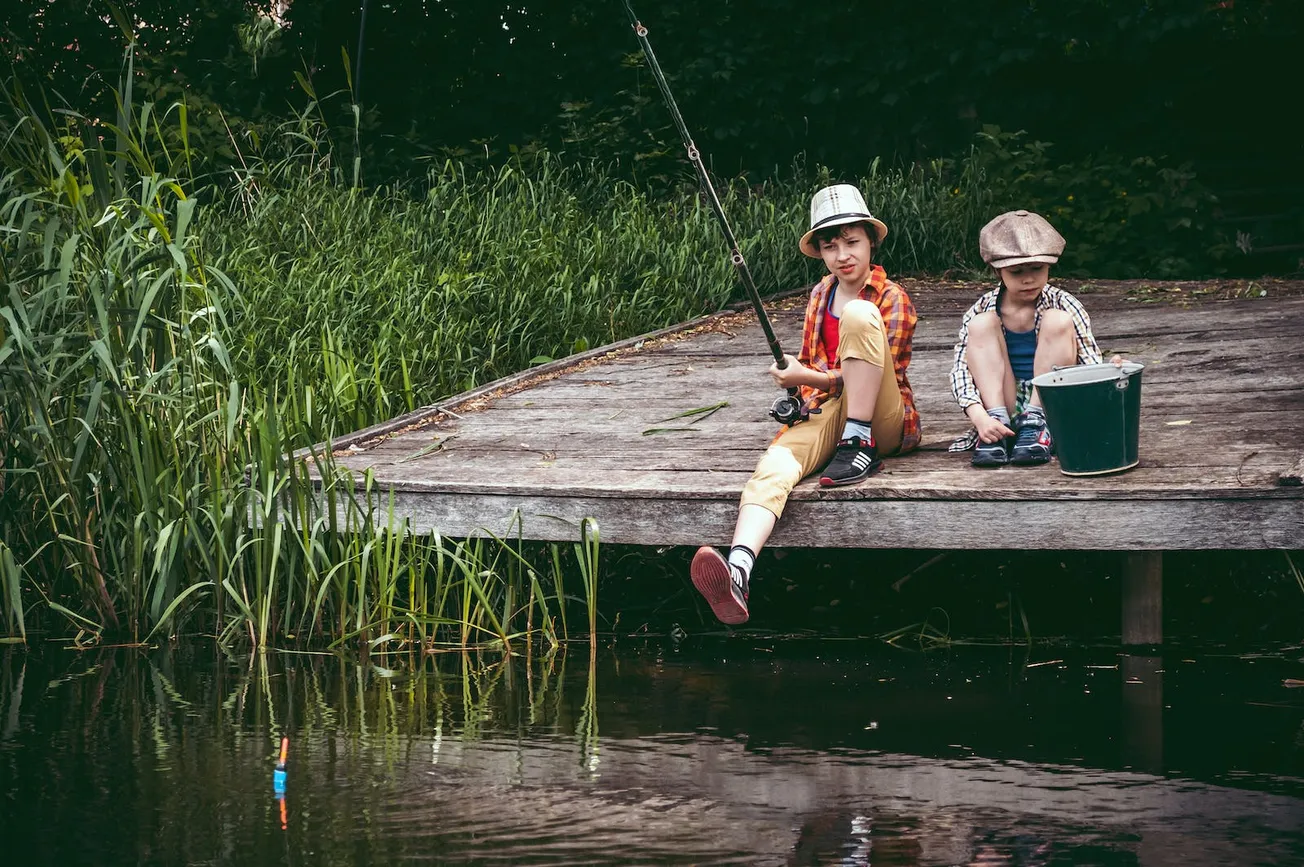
[1123, 552, 1163, 645]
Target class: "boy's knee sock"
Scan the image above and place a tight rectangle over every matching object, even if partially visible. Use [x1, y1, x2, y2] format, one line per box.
[840, 417, 874, 443]
[727, 545, 756, 583]
[987, 405, 1011, 426]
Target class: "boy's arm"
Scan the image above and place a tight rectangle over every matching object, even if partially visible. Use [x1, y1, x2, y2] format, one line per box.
[1060, 292, 1104, 364]
[796, 291, 820, 368]
[775, 282, 839, 393]
[881, 287, 917, 374]
[950, 304, 984, 411]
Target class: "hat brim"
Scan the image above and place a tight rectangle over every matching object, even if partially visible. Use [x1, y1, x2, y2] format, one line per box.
[987, 253, 1059, 269]
[800, 215, 888, 258]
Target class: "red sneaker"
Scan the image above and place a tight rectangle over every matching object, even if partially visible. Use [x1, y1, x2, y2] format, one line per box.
[690, 546, 750, 625]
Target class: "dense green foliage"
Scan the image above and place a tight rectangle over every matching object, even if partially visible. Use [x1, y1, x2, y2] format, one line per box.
[0, 64, 619, 649]
[7, 1, 1299, 272]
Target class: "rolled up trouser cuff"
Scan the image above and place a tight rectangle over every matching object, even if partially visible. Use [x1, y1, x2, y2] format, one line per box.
[739, 444, 803, 517]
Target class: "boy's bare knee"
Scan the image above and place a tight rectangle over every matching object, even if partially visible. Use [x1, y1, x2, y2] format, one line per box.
[968, 310, 1002, 342]
[1039, 308, 1074, 338]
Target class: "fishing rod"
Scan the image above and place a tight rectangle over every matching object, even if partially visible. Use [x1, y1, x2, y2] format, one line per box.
[620, 0, 806, 426]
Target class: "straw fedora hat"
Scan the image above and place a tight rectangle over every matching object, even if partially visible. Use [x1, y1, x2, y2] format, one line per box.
[979, 209, 1066, 268]
[799, 184, 888, 258]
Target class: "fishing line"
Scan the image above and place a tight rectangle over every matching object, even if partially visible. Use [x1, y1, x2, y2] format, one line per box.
[620, 1, 806, 425]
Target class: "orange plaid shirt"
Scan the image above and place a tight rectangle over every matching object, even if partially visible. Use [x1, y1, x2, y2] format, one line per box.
[796, 265, 921, 451]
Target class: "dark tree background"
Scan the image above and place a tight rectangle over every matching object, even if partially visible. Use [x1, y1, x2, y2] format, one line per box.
[5, 0, 1301, 268]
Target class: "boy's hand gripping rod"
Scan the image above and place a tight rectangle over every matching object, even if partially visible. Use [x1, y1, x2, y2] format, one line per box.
[621, 0, 807, 426]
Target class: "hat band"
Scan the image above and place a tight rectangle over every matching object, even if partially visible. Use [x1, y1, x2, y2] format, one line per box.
[810, 211, 873, 231]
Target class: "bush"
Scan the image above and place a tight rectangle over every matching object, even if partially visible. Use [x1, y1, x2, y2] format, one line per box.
[968, 126, 1227, 277]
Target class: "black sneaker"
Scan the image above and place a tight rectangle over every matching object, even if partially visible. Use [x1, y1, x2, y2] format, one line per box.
[819, 436, 882, 487]
[690, 546, 749, 625]
[1010, 412, 1053, 465]
[971, 436, 1011, 467]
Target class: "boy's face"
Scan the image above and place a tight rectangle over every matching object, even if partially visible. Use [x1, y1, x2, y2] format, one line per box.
[998, 263, 1050, 298]
[818, 224, 873, 287]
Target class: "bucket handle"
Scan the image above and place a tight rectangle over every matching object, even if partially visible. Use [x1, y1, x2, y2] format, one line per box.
[1049, 364, 1131, 389]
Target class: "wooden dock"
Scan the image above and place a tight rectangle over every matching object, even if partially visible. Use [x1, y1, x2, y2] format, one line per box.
[314, 280, 1304, 641]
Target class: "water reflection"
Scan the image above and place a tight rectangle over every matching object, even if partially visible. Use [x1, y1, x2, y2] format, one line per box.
[1, 643, 1302, 866]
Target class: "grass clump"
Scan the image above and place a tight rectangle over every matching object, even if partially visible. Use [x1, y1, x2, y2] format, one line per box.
[0, 56, 606, 650]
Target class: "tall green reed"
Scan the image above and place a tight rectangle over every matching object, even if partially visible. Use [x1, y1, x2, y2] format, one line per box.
[0, 55, 606, 650]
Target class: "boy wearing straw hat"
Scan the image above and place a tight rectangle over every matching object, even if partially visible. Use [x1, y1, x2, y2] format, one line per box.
[948, 209, 1121, 465]
[689, 184, 921, 625]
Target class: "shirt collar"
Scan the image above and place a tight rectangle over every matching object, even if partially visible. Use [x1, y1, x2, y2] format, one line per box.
[833, 264, 887, 303]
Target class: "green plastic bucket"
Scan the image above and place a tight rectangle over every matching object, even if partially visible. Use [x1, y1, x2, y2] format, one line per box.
[1030, 361, 1144, 476]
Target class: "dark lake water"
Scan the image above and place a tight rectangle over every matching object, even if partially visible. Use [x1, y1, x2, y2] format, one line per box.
[2, 641, 1302, 866]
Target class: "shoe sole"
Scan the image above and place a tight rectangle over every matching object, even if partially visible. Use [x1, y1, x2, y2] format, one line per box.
[690, 547, 749, 625]
[971, 454, 1009, 467]
[819, 460, 882, 487]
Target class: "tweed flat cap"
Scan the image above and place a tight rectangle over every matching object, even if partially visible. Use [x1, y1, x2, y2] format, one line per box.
[979, 210, 1066, 268]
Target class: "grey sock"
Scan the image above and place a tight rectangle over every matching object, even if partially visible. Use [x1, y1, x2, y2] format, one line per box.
[988, 405, 1010, 425]
[1024, 404, 1045, 420]
[841, 417, 873, 443]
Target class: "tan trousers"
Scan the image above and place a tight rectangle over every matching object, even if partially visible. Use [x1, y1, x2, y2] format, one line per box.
[740, 299, 905, 518]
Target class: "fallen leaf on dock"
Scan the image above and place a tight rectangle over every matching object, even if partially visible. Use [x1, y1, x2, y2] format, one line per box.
[396, 436, 456, 463]
[657, 401, 729, 423]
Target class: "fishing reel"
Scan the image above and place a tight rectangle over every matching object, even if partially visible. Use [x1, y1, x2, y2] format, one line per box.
[769, 390, 809, 426]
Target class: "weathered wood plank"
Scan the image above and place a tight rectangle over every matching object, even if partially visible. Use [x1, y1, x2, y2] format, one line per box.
[324, 489, 1304, 549]
[326, 459, 1300, 501]
[346, 425, 1301, 472]
[1279, 454, 1304, 486]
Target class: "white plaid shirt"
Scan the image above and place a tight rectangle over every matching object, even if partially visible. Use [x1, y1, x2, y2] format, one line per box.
[948, 284, 1103, 451]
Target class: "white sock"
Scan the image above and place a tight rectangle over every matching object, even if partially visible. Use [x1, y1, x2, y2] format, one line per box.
[988, 405, 1010, 425]
[727, 545, 755, 583]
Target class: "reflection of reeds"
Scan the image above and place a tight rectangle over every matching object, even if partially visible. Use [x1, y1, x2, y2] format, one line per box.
[578, 647, 600, 776]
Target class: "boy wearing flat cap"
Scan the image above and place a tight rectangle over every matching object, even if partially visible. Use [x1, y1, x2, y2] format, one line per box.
[948, 209, 1120, 465]
[689, 184, 921, 625]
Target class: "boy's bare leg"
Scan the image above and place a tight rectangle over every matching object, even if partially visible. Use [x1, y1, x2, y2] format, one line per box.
[840, 357, 883, 422]
[1008, 309, 1076, 465]
[691, 503, 775, 625]
[965, 311, 1017, 411]
[731, 503, 777, 554]
[1028, 309, 1077, 408]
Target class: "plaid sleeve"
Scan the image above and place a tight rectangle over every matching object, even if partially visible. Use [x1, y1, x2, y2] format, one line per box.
[950, 296, 989, 410]
[1056, 290, 1103, 365]
[880, 284, 917, 375]
[798, 277, 831, 368]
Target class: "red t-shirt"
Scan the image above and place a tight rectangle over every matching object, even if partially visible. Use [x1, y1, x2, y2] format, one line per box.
[820, 296, 840, 361]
